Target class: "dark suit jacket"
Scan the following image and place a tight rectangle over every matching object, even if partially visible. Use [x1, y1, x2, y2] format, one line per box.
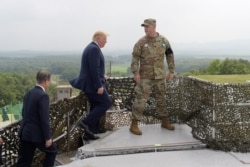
[70, 42, 105, 93]
[19, 86, 51, 143]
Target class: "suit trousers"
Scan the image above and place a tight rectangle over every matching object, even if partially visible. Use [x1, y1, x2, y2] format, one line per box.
[83, 88, 112, 133]
[17, 139, 57, 167]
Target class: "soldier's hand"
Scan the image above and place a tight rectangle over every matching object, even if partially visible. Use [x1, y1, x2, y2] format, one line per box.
[166, 72, 174, 81]
[134, 74, 140, 83]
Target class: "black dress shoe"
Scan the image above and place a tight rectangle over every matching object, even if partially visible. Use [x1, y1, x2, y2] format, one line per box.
[82, 133, 100, 140]
[96, 128, 107, 134]
[78, 121, 95, 135]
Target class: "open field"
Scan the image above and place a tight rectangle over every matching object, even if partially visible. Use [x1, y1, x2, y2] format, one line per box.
[110, 64, 129, 73]
[191, 75, 250, 83]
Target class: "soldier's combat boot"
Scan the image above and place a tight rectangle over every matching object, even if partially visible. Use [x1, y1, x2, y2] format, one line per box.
[129, 119, 142, 135]
[161, 117, 175, 130]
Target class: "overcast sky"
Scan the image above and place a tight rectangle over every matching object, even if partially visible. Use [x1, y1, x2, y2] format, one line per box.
[0, 0, 250, 52]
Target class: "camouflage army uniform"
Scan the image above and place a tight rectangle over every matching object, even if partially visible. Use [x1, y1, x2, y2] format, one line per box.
[131, 33, 175, 121]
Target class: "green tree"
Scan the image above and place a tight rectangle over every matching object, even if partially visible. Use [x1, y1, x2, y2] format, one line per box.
[2, 107, 9, 121]
[0, 72, 56, 106]
[205, 59, 221, 74]
[61, 68, 79, 81]
[201, 58, 250, 75]
[219, 58, 247, 74]
[189, 69, 201, 75]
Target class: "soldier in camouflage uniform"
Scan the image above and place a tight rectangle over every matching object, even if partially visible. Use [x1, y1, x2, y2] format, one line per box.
[130, 18, 175, 135]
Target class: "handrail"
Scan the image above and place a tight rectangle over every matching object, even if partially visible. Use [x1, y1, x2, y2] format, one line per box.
[53, 108, 84, 153]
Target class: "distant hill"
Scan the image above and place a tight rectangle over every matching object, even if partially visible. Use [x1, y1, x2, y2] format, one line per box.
[0, 39, 249, 59]
[102, 39, 250, 60]
[173, 39, 250, 58]
[0, 50, 80, 58]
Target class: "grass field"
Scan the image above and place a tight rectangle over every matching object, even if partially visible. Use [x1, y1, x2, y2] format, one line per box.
[191, 75, 250, 83]
[110, 65, 129, 73]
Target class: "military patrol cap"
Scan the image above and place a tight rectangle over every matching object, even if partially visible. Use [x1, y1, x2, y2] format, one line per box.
[141, 18, 156, 27]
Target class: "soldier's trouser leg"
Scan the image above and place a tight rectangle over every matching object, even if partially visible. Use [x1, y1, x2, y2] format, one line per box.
[154, 79, 167, 117]
[130, 79, 151, 135]
[154, 79, 174, 130]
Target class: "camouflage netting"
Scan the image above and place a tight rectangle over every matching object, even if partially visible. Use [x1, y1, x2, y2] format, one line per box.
[1, 76, 250, 166]
[180, 77, 250, 152]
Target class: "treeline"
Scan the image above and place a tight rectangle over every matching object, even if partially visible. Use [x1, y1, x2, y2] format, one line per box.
[0, 55, 131, 81]
[1, 53, 250, 107]
[0, 55, 81, 81]
[0, 72, 56, 107]
[0, 53, 214, 78]
[186, 58, 250, 75]
[2, 53, 244, 80]
[0, 54, 122, 107]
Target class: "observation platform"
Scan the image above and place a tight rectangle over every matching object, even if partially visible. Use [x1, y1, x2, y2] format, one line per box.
[56, 124, 250, 167]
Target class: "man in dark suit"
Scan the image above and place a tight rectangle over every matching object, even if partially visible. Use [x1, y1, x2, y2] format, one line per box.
[17, 70, 57, 167]
[70, 31, 112, 140]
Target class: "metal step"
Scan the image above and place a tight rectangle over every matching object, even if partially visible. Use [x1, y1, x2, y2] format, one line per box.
[76, 124, 206, 159]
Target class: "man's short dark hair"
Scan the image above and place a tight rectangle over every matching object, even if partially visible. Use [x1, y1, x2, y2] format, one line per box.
[36, 70, 51, 84]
